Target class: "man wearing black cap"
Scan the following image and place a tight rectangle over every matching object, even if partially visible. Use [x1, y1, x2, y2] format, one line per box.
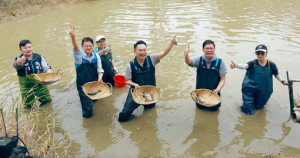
[230, 44, 288, 115]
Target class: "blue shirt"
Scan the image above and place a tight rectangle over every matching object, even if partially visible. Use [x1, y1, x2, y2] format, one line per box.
[73, 49, 104, 73]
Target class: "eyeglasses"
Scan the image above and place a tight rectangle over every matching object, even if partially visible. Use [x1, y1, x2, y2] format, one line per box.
[255, 51, 265, 56]
[204, 47, 214, 50]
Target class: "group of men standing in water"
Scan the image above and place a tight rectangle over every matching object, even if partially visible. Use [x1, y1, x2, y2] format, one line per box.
[13, 25, 288, 121]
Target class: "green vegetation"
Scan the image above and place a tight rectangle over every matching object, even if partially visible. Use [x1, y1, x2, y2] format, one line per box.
[0, 93, 72, 157]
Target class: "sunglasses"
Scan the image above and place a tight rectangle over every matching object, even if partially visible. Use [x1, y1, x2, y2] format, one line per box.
[255, 51, 265, 56]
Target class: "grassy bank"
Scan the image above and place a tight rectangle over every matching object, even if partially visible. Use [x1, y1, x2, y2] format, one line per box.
[0, 0, 87, 24]
[0, 91, 72, 157]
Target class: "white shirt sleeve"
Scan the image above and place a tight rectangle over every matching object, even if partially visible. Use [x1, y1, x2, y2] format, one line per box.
[235, 64, 249, 69]
[219, 60, 227, 76]
[96, 54, 104, 73]
[40, 55, 51, 73]
[150, 54, 160, 66]
[275, 74, 284, 83]
[125, 63, 132, 81]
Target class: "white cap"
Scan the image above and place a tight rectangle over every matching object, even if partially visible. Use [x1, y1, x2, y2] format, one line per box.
[95, 35, 106, 42]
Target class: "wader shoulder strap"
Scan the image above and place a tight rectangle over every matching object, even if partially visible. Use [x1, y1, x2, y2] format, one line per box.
[131, 59, 138, 71]
[131, 56, 151, 72]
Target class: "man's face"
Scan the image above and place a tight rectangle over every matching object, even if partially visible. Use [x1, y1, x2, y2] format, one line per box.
[255, 51, 267, 61]
[20, 43, 33, 57]
[82, 41, 94, 55]
[97, 39, 106, 49]
[134, 44, 147, 60]
[202, 43, 215, 59]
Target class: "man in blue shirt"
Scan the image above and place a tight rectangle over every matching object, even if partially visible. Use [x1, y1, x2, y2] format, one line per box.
[69, 25, 104, 118]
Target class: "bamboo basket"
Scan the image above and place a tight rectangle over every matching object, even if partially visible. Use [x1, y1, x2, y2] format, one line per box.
[33, 69, 63, 85]
[191, 89, 222, 107]
[131, 85, 161, 105]
[82, 81, 112, 100]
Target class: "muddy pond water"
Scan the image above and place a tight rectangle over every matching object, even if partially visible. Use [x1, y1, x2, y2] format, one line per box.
[0, 0, 300, 157]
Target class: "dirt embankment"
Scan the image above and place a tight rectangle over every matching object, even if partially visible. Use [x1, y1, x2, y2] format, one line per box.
[0, 0, 87, 24]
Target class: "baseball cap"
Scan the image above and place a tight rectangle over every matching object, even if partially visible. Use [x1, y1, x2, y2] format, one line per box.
[95, 35, 106, 42]
[255, 44, 267, 52]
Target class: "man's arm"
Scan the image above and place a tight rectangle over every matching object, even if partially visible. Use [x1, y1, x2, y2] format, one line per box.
[126, 80, 139, 88]
[13, 57, 25, 69]
[124, 63, 139, 88]
[157, 35, 178, 60]
[230, 60, 249, 69]
[96, 54, 104, 82]
[69, 25, 79, 52]
[275, 74, 288, 85]
[98, 73, 103, 82]
[213, 75, 225, 94]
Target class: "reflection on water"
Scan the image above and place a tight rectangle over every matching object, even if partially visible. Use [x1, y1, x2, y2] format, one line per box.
[183, 109, 221, 157]
[1, 0, 300, 157]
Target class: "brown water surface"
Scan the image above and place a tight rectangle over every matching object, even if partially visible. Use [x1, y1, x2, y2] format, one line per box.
[1, 0, 300, 157]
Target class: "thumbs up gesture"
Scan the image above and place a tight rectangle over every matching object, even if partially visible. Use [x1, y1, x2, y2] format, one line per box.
[184, 45, 190, 56]
[230, 60, 236, 69]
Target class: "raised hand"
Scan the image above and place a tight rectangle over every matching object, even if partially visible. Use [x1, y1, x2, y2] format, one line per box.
[171, 35, 178, 45]
[184, 45, 190, 56]
[69, 25, 75, 38]
[69, 25, 79, 51]
[17, 56, 26, 66]
[230, 60, 236, 69]
[103, 46, 112, 54]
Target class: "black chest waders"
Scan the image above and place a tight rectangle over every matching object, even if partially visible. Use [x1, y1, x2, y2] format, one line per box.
[241, 60, 273, 115]
[100, 53, 115, 85]
[196, 57, 221, 111]
[76, 62, 98, 118]
[118, 56, 156, 122]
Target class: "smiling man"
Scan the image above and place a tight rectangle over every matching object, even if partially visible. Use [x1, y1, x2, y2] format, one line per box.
[13, 39, 53, 108]
[69, 25, 104, 118]
[184, 40, 227, 111]
[118, 36, 178, 122]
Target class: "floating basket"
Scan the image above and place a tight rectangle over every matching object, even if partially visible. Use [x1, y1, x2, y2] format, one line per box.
[191, 89, 222, 107]
[82, 81, 112, 100]
[33, 69, 63, 85]
[131, 85, 161, 105]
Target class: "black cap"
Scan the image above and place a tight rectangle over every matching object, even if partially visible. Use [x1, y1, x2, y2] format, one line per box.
[255, 44, 268, 52]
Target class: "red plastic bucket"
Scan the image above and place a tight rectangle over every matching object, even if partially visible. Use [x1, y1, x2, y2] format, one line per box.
[114, 75, 126, 88]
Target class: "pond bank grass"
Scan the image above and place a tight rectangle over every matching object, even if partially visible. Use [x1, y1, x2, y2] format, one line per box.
[0, 93, 72, 157]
